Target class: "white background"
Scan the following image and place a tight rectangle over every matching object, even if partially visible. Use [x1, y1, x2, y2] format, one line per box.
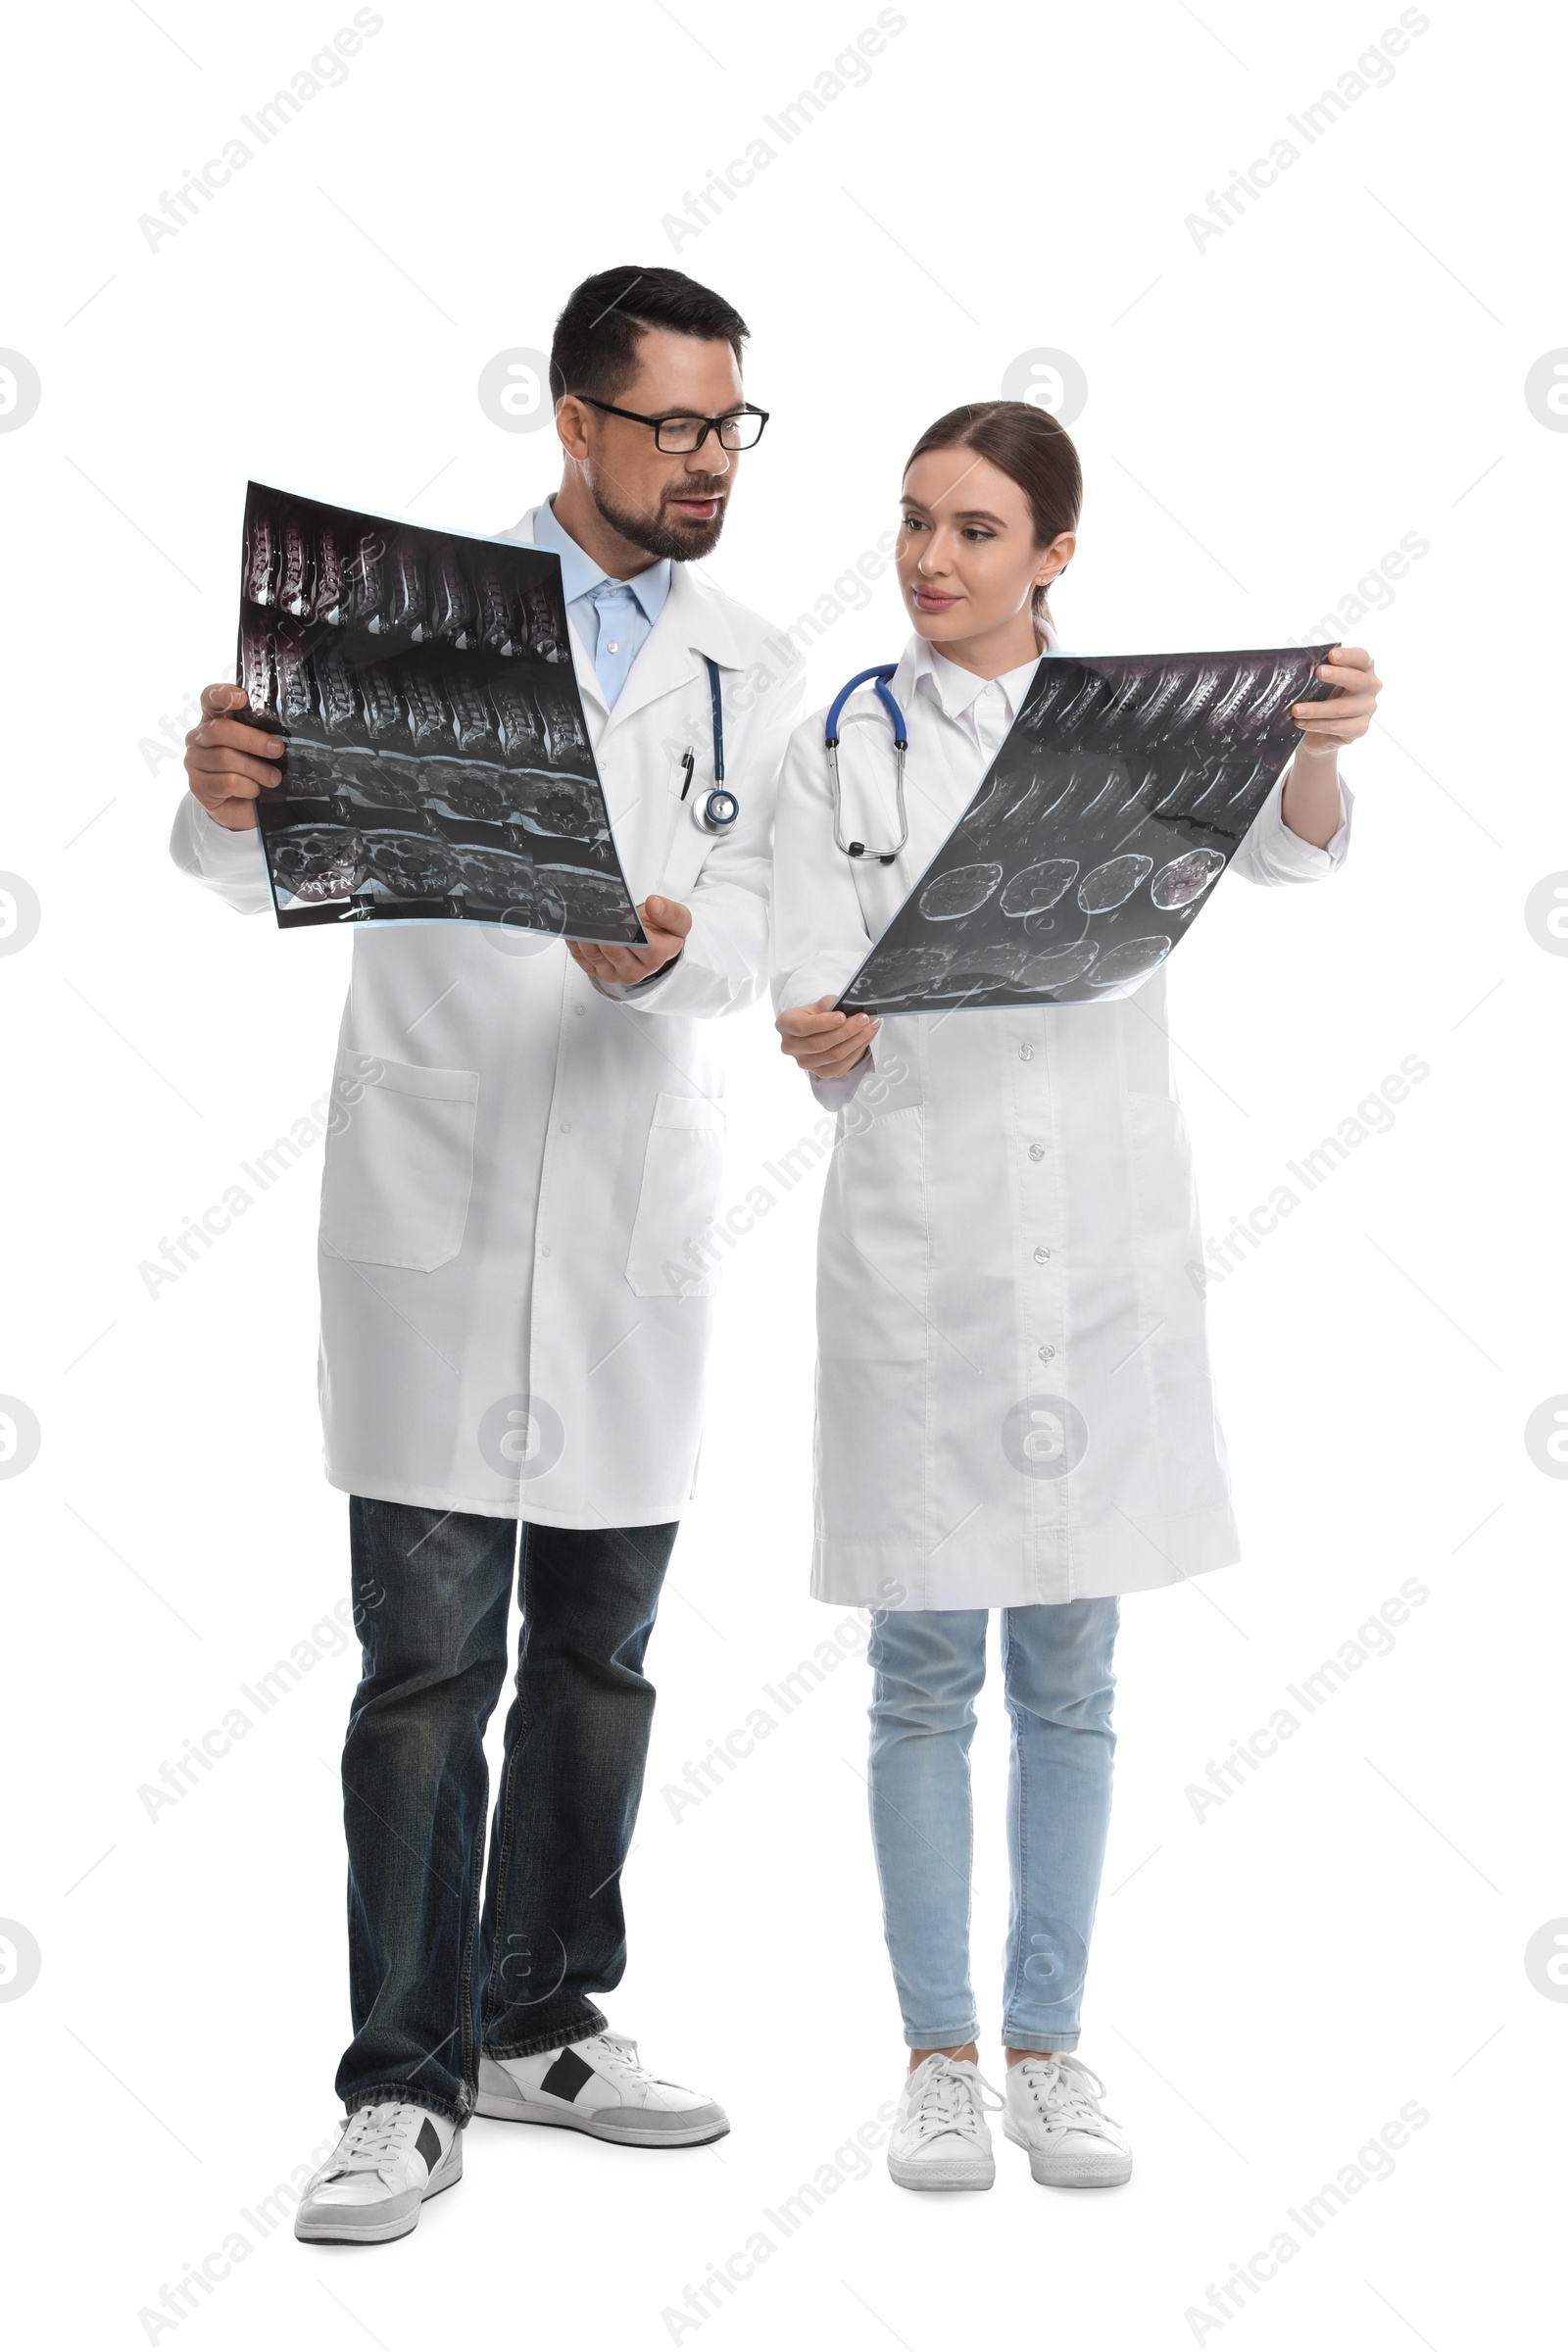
[2, 1, 1564, 2345]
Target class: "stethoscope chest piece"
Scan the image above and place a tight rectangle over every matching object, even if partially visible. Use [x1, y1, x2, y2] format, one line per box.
[684, 656, 740, 833]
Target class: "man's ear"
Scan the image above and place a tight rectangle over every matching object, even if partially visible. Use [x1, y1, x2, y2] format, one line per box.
[555, 394, 591, 462]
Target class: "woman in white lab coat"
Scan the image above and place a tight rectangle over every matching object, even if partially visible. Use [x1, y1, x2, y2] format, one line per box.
[771, 401, 1380, 2193]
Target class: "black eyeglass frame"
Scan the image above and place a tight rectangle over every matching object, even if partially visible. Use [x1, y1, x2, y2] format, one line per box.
[573, 396, 770, 453]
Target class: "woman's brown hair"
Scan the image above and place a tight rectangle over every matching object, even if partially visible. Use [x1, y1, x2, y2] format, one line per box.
[904, 401, 1083, 642]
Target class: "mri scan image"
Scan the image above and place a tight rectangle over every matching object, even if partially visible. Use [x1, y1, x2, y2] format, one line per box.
[841, 645, 1334, 1012]
[918, 862, 1004, 921]
[238, 482, 643, 943]
[1077, 854, 1153, 913]
[1151, 847, 1226, 909]
[1000, 858, 1077, 917]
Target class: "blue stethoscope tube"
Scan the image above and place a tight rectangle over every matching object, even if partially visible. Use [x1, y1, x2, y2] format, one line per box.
[824, 664, 910, 863]
[680, 657, 740, 832]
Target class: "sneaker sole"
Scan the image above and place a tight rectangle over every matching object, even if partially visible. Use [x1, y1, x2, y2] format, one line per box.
[473, 2085, 728, 2147]
[1003, 2121, 1132, 2188]
[294, 2135, 463, 2243]
[887, 2152, 996, 2191]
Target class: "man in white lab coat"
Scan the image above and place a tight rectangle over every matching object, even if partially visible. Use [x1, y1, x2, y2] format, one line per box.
[172, 267, 803, 2243]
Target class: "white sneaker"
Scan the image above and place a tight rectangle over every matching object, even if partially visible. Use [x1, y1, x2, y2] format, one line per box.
[474, 2029, 728, 2146]
[887, 2055, 1001, 2190]
[293, 2102, 462, 2243]
[1004, 2054, 1133, 2186]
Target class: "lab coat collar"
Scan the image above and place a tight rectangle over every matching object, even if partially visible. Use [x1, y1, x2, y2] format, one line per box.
[502, 505, 750, 728]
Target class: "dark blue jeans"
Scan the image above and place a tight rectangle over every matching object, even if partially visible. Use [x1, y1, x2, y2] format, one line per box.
[336, 1497, 676, 2126]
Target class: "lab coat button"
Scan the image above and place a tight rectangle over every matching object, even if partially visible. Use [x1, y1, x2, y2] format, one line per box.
[540, 1245, 552, 1258]
[1028, 1143, 1045, 1162]
[560, 1121, 571, 1133]
[574, 1004, 585, 1016]
[1018, 1043, 1035, 1061]
[1034, 1246, 1051, 1264]
[1038, 1343, 1055, 1361]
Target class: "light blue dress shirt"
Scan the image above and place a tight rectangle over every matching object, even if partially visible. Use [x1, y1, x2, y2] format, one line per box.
[530, 497, 672, 709]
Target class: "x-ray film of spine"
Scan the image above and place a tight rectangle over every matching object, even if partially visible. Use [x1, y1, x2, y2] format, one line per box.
[837, 646, 1337, 1013]
[237, 483, 645, 942]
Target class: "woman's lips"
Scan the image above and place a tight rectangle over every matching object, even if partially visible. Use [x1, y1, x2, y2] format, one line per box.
[913, 585, 958, 610]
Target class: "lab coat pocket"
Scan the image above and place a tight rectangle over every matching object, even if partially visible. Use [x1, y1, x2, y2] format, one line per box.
[319, 1054, 479, 1272]
[626, 1092, 726, 1298]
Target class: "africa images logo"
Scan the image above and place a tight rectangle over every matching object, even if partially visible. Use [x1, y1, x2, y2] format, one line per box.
[0, 1920, 41, 2002]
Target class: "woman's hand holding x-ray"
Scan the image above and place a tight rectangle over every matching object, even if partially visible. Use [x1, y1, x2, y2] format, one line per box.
[777, 996, 882, 1080]
[1284, 643, 1382, 848]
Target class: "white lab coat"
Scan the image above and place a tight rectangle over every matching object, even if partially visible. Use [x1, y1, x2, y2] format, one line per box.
[771, 636, 1350, 1609]
[172, 508, 803, 1527]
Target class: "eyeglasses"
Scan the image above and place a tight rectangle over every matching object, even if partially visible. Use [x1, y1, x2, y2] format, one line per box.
[575, 397, 769, 454]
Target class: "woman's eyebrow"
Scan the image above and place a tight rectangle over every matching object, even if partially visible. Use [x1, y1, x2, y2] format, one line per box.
[900, 500, 1007, 524]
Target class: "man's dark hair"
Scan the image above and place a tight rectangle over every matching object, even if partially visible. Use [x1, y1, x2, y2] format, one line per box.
[548, 267, 749, 405]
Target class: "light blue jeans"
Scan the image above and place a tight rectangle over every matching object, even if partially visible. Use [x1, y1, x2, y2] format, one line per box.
[866, 1600, 1119, 2052]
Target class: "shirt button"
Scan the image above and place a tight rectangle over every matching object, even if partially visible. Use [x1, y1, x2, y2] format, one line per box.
[1038, 1343, 1055, 1361]
[1018, 1043, 1034, 1062]
[1034, 1246, 1051, 1264]
[1028, 1143, 1045, 1162]
[606, 640, 620, 655]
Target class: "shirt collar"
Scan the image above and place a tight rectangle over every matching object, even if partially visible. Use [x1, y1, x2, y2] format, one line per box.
[531, 495, 672, 628]
[909, 637, 1042, 724]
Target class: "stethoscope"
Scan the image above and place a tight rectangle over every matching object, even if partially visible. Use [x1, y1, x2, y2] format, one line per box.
[678, 657, 741, 833]
[824, 664, 910, 863]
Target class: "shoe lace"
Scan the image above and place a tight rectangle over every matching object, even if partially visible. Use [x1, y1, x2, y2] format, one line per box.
[905, 2057, 1004, 2146]
[1015, 2055, 1121, 2139]
[590, 2031, 661, 2085]
[325, 2102, 418, 2179]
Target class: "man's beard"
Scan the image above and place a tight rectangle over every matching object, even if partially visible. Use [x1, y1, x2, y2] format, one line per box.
[591, 472, 728, 563]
